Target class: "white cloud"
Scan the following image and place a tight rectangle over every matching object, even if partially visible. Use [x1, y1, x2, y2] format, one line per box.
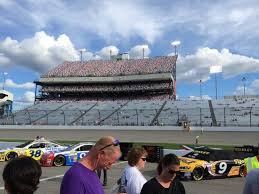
[96, 46, 119, 60]
[22, 91, 35, 102]
[234, 79, 259, 95]
[173, 47, 259, 83]
[129, 44, 151, 59]
[12, 91, 35, 111]
[0, 53, 11, 67]
[3, 79, 35, 89]
[0, 31, 79, 73]
[0, 1, 167, 44]
[1, 0, 259, 52]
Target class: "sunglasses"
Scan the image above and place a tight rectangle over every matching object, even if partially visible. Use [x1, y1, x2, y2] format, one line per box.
[141, 157, 147, 161]
[168, 169, 180, 175]
[99, 139, 120, 151]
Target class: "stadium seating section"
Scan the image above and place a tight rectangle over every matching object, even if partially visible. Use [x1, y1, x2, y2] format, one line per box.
[1, 98, 259, 127]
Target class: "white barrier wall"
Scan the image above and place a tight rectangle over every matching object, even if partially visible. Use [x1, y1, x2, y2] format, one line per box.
[0, 125, 258, 132]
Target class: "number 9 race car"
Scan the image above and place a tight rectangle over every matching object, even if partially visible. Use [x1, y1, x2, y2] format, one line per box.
[40, 142, 94, 167]
[178, 146, 254, 181]
[0, 137, 68, 161]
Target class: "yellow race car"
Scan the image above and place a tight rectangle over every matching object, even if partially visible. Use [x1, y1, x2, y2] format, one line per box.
[178, 146, 253, 181]
[0, 137, 67, 161]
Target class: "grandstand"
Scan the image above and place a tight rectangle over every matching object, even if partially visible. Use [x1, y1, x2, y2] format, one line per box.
[35, 56, 177, 101]
[0, 56, 259, 127]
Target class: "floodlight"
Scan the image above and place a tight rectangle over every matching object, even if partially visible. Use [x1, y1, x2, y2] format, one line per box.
[171, 40, 181, 46]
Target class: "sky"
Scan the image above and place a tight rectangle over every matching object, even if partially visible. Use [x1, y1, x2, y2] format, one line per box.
[0, 0, 259, 109]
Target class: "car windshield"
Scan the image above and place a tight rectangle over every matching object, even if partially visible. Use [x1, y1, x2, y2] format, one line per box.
[15, 141, 33, 148]
[183, 148, 254, 161]
[183, 150, 212, 161]
[62, 144, 79, 151]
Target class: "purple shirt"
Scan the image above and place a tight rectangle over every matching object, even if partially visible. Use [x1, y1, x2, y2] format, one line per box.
[60, 162, 104, 194]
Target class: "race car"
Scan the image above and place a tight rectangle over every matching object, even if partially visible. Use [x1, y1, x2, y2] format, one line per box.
[0, 137, 68, 161]
[178, 146, 253, 181]
[40, 142, 94, 167]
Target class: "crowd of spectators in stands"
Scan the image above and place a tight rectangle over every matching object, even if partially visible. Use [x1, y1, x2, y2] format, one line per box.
[41, 82, 171, 93]
[42, 56, 176, 78]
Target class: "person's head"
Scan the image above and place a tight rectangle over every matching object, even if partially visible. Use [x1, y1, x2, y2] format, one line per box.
[127, 147, 148, 169]
[157, 154, 180, 181]
[91, 136, 121, 170]
[3, 156, 42, 194]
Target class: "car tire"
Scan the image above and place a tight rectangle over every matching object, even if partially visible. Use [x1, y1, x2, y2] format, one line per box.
[53, 155, 66, 167]
[239, 165, 245, 177]
[6, 152, 18, 161]
[192, 166, 205, 181]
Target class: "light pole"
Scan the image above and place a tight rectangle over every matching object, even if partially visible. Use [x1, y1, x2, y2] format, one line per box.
[171, 40, 181, 56]
[142, 45, 148, 59]
[215, 74, 218, 99]
[2, 72, 8, 90]
[171, 40, 181, 100]
[242, 77, 246, 97]
[78, 48, 86, 62]
[110, 50, 112, 60]
[209, 65, 222, 100]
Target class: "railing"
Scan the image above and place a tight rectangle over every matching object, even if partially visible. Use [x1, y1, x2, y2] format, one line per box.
[0, 107, 259, 127]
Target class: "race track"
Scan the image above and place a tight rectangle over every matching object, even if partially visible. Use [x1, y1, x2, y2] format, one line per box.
[0, 128, 258, 145]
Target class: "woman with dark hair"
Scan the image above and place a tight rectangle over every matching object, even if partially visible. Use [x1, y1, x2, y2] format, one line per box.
[121, 147, 148, 194]
[141, 154, 185, 194]
[3, 156, 42, 194]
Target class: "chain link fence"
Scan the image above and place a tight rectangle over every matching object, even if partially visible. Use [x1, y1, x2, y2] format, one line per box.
[1, 107, 259, 127]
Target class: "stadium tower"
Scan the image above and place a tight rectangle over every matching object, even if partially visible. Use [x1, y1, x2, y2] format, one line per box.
[34, 55, 177, 101]
[0, 90, 13, 117]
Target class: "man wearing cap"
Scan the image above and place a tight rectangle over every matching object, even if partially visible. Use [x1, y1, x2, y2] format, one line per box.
[60, 136, 121, 194]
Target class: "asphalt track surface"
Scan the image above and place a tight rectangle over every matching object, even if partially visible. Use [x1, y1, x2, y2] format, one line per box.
[0, 160, 245, 194]
[0, 128, 258, 145]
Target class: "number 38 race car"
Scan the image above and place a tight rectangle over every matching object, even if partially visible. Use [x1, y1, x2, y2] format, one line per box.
[40, 142, 94, 167]
[0, 137, 68, 161]
[178, 146, 254, 181]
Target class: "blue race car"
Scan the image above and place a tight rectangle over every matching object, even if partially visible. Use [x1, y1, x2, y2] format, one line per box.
[40, 142, 94, 166]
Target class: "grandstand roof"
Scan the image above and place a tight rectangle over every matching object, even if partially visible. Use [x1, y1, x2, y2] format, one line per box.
[42, 56, 177, 78]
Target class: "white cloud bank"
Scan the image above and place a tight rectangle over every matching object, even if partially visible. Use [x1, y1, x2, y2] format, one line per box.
[174, 47, 259, 83]
[0, 31, 120, 73]
[0, 31, 79, 73]
[5, 79, 34, 89]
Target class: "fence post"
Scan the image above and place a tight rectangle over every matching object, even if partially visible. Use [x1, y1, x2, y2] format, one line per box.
[224, 108, 226, 126]
[153, 109, 157, 125]
[45, 111, 48, 125]
[177, 108, 179, 125]
[249, 107, 252, 127]
[27, 109, 32, 125]
[200, 108, 202, 127]
[12, 113, 15, 125]
[117, 111, 120, 125]
[63, 111, 65, 125]
[98, 110, 101, 121]
[136, 109, 139, 126]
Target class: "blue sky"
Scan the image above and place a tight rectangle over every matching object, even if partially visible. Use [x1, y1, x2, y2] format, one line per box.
[0, 0, 259, 108]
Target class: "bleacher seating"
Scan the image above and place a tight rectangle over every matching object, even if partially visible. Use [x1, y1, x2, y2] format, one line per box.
[211, 98, 259, 127]
[1, 98, 258, 126]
